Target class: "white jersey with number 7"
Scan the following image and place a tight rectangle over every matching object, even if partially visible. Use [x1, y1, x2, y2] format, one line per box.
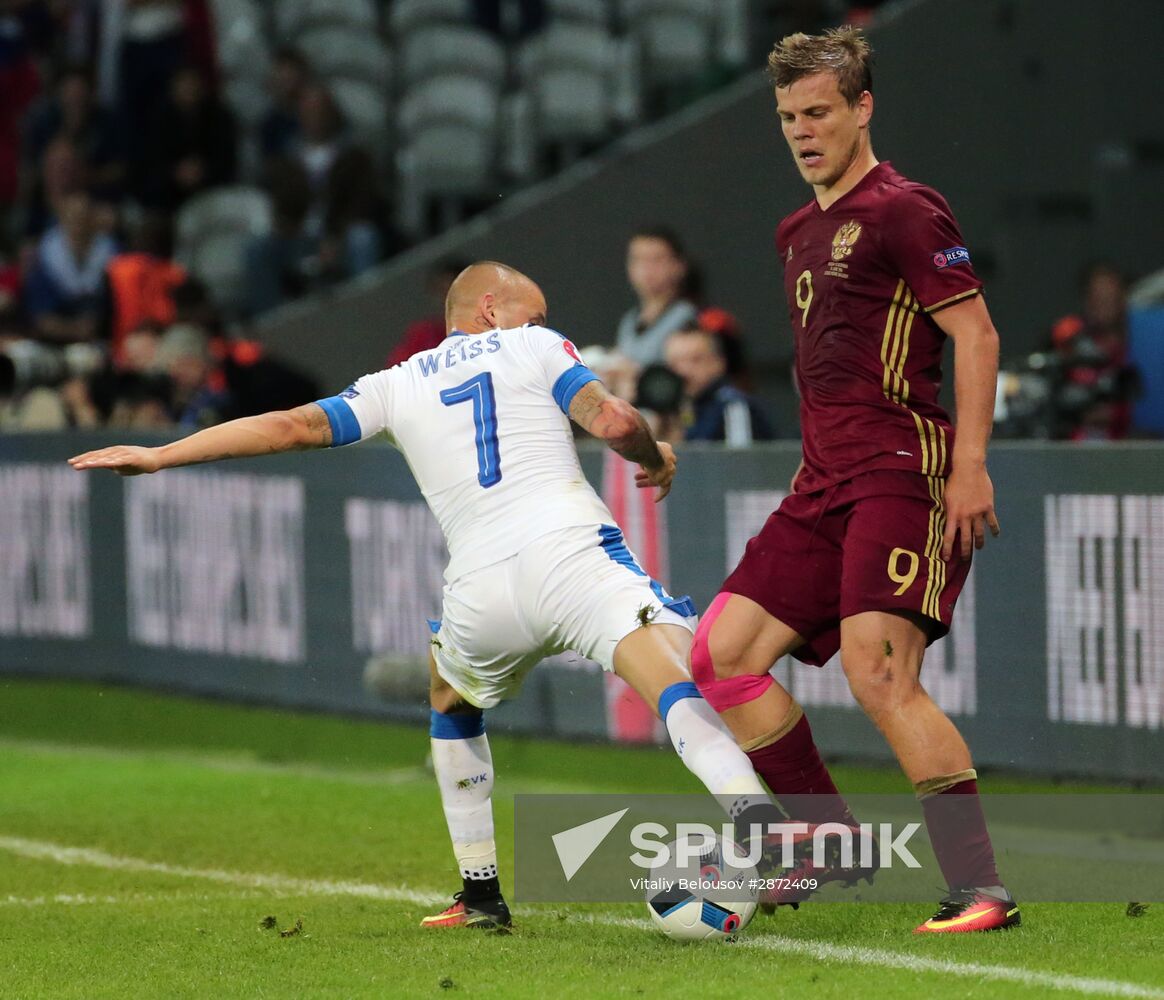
[314, 324, 614, 582]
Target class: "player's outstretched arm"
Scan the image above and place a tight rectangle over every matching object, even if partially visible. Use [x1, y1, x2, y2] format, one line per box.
[68, 403, 334, 476]
[568, 380, 676, 501]
[933, 294, 1002, 560]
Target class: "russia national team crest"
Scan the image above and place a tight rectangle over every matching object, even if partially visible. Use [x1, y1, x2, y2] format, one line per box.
[831, 220, 862, 261]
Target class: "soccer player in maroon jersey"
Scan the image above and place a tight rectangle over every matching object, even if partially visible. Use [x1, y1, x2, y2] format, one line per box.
[689, 27, 1019, 933]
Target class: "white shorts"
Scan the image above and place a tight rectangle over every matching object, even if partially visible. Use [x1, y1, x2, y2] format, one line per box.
[430, 523, 696, 709]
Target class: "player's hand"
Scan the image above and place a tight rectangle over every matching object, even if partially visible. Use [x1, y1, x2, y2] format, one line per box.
[942, 461, 1000, 561]
[68, 445, 163, 476]
[634, 442, 677, 502]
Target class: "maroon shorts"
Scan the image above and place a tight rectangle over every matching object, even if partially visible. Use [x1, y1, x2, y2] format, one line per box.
[722, 469, 970, 665]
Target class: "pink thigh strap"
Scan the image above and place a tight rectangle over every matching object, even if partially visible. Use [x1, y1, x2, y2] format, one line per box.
[691, 592, 775, 712]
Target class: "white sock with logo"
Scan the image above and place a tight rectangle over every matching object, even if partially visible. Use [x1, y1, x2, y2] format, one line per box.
[665, 692, 786, 850]
[430, 710, 498, 887]
[661, 683, 770, 809]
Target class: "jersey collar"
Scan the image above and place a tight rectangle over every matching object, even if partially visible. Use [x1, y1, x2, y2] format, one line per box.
[813, 160, 892, 215]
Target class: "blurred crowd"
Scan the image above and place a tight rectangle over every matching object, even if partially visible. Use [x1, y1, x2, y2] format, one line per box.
[0, 0, 772, 436]
[590, 230, 1151, 447]
[0, 0, 1146, 443]
[995, 261, 1145, 441]
[0, 0, 786, 445]
[391, 231, 781, 448]
[592, 226, 776, 446]
[0, 0, 385, 430]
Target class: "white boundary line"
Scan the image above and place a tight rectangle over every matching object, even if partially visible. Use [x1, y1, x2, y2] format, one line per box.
[739, 936, 1164, 999]
[0, 890, 264, 908]
[2, 835, 1162, 999]
[0, 835, 442, 906]
[0, 737, 428, 788]
[580, 916, 1164, 999]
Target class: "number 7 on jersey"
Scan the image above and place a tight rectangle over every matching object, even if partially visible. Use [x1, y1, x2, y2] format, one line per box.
[440, 372, 502, 488]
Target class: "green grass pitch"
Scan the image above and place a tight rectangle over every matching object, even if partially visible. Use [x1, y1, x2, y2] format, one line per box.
[0, 678, 1161, 999]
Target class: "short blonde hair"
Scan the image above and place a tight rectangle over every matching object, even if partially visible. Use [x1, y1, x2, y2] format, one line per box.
[767, 26, 873, 106]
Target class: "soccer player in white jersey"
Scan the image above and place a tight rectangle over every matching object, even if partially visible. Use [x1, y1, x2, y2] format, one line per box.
[70, 262, 776, 929]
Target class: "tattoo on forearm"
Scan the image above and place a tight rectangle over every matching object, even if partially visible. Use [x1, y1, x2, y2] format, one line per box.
[569, 382, 605, 429]
[569, 382, 662, 468]
[608, 414, 662, 469]
[298, 404, 333, 448]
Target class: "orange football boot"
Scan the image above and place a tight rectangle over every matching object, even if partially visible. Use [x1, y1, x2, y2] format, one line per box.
[915, 888, 1021, 933]
[420, 891, 512, 930]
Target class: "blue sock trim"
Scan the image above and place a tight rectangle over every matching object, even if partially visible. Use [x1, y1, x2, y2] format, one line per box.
[658, 681, 701, 722]
[430, 708, 485, 740]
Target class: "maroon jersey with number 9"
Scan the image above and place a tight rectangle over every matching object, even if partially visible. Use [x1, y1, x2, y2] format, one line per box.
[777, 161, 983, 494]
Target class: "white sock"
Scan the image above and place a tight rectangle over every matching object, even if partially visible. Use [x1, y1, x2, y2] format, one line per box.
[662, 686, 770, 818]
[430, 712, 498, 882]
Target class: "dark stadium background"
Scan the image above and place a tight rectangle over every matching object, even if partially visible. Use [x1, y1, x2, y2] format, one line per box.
[2, 0, 1163, 782]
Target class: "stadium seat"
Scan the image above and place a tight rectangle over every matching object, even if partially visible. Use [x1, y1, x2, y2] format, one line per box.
[518, 21, 613, 77]
[610, 34, 644, 125]
[530, 68, 611, 149]
[398, 25, 508, 92]
[387, 0, 471, 37]
[275, 0, 378, 39]
[621, 0, 714, 18]
[713, 0, 749, 70]
[210, 0, 268, 81]
[176, 187, 273, 313]
[397, 75, 501, 139]
[623, 0, 715, 89]
[329, 77, 392, 159]
[211, 0, 268, 184]
[223, 75, 268, 130]
[517, 24, 614, 147]
[543, 0, 611, 28]
[223, 75, 269, 181]
[396, 76, 501, 236]
[297, 27, 393, 87]
[397, 125, 497, 237]
[399, 124, 496, 195]
[499, 92, 537, 181]
[176, 187, 272, 245]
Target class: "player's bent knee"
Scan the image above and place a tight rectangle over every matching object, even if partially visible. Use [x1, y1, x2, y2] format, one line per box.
[842, 656, 921, 714]
[657, 680, 700, 722]
[694, 669, 775, 713]
[692, 593, 747, 682]
[691, 592, 777, 711]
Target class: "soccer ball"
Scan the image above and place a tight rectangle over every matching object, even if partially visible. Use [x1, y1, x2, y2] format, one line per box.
[647, 886, 756, 941]
[645, 835, 758, 942]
